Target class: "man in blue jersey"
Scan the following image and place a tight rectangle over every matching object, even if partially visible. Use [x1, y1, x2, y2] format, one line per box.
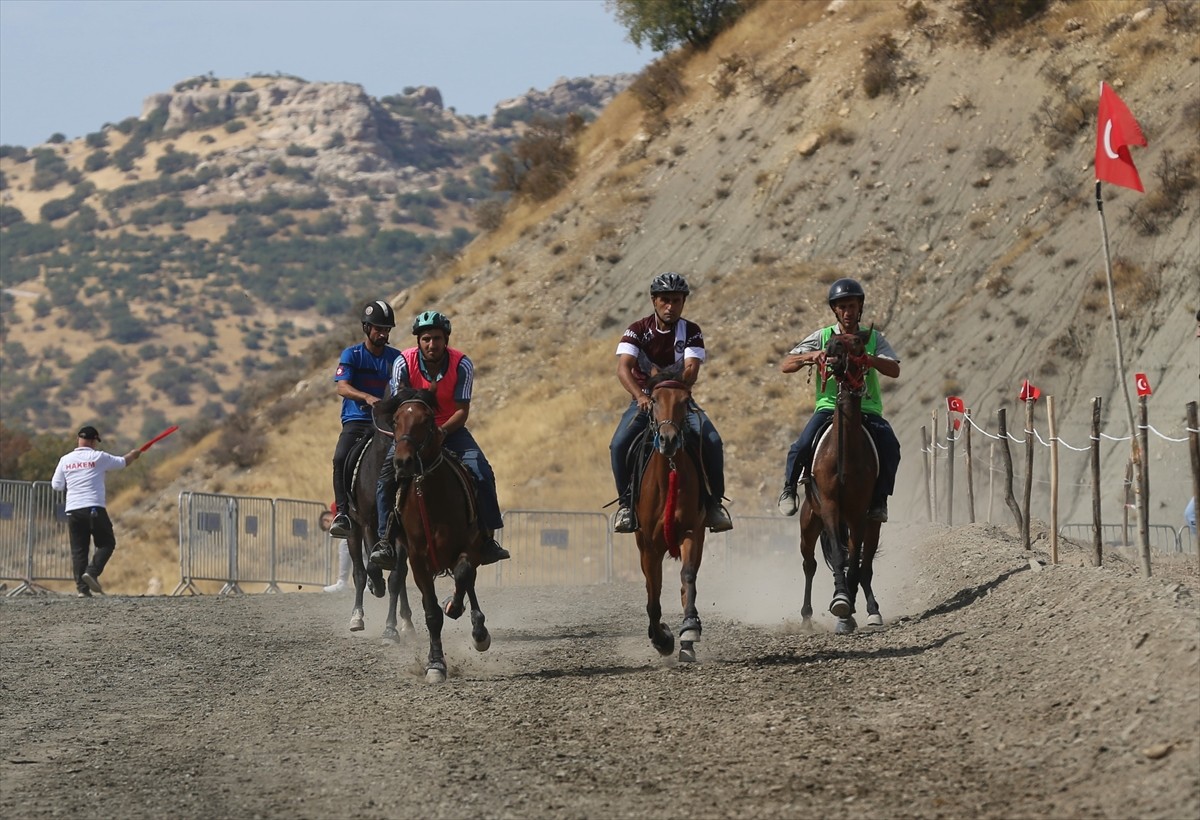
[370, 310, 510, 567]
[777, 278, 901, 523]
[328, 300, 401, 538]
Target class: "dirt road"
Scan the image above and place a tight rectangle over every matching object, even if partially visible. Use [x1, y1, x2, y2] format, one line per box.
[2, 523, 1196, 819]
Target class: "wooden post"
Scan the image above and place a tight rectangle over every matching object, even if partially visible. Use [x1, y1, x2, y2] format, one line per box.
[997, 408, 1023, 533]
[1123, 460, 1132, 547]
[930, 410, 939, 524]
[1048, 395, 1059, 565]
[988, 441, 995, 524]
[1188, 401, 1199, 572]
[946, 410, 956, 527]
[1137, 396, 1151, 577]
[965, 410, 976, 524]
[1090, 397, 1103, 567]
[1022, 396, 1035, 551]
[921, 425, 932, 522]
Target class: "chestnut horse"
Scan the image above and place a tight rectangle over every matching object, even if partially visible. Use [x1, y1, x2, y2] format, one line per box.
[387, 388, 491, 683]
[634, 374, 706, 663]
[344, 412, 413, 639]
[798, 330, 883, 635]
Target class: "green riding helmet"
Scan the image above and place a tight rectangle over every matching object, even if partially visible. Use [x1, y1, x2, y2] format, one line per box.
[412, 310, 452, 337]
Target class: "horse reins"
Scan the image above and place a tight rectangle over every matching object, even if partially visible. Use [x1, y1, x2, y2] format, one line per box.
[392, 398, 446, 573]
[650, 380, 690, 558]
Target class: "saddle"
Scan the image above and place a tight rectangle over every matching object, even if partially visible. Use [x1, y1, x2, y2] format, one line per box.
[343, 428, 377, 518]
[810, 419, 880, 477]
[623, 418, 715, 526]
[393, 447, 480, 528]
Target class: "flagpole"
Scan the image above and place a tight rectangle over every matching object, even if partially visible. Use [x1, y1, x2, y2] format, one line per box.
[1094, 180, 1150, 576]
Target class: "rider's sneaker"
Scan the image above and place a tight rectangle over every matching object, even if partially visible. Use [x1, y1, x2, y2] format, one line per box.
[82, 572, 104, 595]
[867, 501, 889, 523]
[369, 540, 396, 570]
[76, 588, 92, 598]
[778, 486, 798, 517]
[329, 513, 352, 538]
[323, 580, 348, 593]
[706, 503, 734, 533]
[613, 506, 635, 533]
[478, 538, 511, 566]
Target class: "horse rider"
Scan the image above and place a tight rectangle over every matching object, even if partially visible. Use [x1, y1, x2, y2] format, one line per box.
[610, 272, 734, 534]
[371, 310, 510, 567]
[777, 277, 901, 523]
[329, 300, 402, 539]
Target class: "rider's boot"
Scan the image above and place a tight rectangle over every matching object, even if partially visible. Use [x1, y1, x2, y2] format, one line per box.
[867, 496, 889, 523]
[478, 530, 510, 565]
[613, 499, 635, 533]
[369, 539, 396, 570]
[329, 502, 352, 539]
[778, 483, 798, 517]
[706, 501, 734, 533]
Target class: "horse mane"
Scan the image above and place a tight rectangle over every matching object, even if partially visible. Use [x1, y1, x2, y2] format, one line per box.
[647, 367, 689, 391]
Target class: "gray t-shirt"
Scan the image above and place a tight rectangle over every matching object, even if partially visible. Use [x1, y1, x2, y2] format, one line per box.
[789, 324, 899, 361]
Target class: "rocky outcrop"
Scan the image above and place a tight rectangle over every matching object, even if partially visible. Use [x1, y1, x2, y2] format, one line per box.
[494, 74, 635, 120]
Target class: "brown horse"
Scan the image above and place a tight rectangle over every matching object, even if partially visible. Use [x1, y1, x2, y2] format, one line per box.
[634, 374, 706, 662]
[342, 412, 413, 639]
[386, 387, 491, 683]
[798, 330, 883, 635]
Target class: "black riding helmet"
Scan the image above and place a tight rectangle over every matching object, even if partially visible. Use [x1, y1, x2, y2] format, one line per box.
[650, 272, 690, 296]
[827, 278, 865, 306]
[361, 300, 396, 330]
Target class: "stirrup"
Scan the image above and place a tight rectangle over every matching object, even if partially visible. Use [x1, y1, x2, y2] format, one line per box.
[329, 513, 352, 538]
[613, 506, 635, 533]
[369, 540, 397, 570]
[706, 503, 733, 533]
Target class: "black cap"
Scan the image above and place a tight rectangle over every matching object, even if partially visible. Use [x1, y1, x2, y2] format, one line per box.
[77, 426, 102, 442]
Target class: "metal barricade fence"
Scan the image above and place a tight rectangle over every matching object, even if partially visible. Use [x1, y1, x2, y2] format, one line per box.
[1179, 527, 1196, 555]
[29, 481, 72, 588]
[1058, 523, 1184, 553]
[273, 498, 334, 590]
[494, 510, 613, 586]
[233, 495, 275, 590]
[0, 479, 34, 590]
[176, 492, 240, 595]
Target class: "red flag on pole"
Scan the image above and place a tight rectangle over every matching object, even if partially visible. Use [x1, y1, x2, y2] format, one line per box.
[1095, 82, 1147, 192]
[946, 396, 966, 413]
[1018, 380, 1041, 403]
[1134, 372, 1152, 397]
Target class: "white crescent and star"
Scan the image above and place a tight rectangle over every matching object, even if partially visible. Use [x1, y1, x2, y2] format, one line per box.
[1103, 119, 1120, 159]
[1136, 375, 1149, 392]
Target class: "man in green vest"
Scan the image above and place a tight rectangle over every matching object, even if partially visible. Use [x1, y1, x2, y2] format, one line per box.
[777, 278, 901, 522]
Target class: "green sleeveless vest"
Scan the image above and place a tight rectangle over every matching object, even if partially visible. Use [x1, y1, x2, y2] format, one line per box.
[814, 325, 884, 416]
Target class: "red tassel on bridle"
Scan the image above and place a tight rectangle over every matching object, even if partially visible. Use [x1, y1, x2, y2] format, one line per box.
[663, 462, 680, 559]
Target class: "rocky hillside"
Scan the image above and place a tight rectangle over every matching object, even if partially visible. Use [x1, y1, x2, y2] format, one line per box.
[0, 72, 631, 446]
[8, 0, 1200, 590]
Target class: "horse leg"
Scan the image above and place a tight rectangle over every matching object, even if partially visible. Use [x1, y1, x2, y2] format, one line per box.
[381, 567, 401, 641]
[394, 543, 414, 633]
[860, 523, 883, 627]
[677, 533, 703, 664]
[348, 534, 367, 632]
[822, 521, 852, 620]
[443, 554, 470, 620]
[638, 537, 673, 657]
[460, 563, 490, 652]
[412, 567, 446, 683]
[798, 503, 821, 631]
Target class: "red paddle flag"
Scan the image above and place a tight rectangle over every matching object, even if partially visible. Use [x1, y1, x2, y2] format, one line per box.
[1095, 82, 1147, 192]
[1018, 380, 1041, 403]
[1134, 372, 1152, 397]
[946, 396, 966, 414]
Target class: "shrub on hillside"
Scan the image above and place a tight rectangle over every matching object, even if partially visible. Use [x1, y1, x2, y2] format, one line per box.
[0, 205, 25, 227]
[958, 0, 1048, 46]
[156, 148, 199, 176]
[629, 52, 688, 120]
[84, 149, 110, 172]
[493, 114, 584, 202]
[606, 0, 743, 51]
[862, 35, 903, 98]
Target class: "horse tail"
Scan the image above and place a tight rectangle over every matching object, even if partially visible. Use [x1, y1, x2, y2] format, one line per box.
[818, 523, 849, 572]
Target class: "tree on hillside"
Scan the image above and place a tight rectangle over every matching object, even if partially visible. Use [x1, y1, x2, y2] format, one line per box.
[606, 0, 743, 52]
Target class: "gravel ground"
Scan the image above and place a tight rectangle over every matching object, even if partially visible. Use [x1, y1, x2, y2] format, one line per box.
[2, 522, 1197, 820]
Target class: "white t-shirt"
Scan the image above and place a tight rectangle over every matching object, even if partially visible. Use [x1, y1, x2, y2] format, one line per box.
[51, 446, 128, 511]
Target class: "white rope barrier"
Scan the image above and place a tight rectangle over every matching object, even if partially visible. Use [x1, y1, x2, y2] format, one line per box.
[935, 406, 1194, 450]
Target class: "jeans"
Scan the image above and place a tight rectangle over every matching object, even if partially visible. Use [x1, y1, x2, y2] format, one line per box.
[609, 399, 725, 506]
[783, 410, 901, 504]
[376, 427, 503, 541]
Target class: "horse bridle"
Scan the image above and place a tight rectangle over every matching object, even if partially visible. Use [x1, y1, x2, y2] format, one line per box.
[385, 398, 444, 479]
[649, 380, 691, 454]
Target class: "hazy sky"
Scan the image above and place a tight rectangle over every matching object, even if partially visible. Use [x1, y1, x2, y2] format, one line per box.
[0, 0, 650, 147]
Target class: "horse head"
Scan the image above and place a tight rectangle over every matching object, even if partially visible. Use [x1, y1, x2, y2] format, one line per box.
[388, 388, 442, 478]
[823, 330, 871, 395]
[647, 373, 691, 458]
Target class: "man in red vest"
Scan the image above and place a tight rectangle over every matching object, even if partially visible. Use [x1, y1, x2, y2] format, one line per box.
[371, 310, 510, 567]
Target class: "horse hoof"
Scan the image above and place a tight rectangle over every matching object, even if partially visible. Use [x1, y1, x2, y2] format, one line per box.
[425, 667, 447, 684]
[867, 613, 884, 627]
[652, 625, 675, 657]
[442, 595, 464, 620]
[679, 628, 700, 643]
[830, 595, 851, 618]
[365, 573, 385, 599]
[835, 616, 857, 635]
[678, 644, 696, 664]
[473, 632, 491, 652]
[400, 619, 415, 634]
[350, 611, 365, 632]
[381, 627, 399, 642]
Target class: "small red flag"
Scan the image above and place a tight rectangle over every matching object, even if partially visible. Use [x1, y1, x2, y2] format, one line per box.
[1018, 380, 1041, 402]
[946, 396, 966, 413]
[952, 418, 962, 431]
[1134, 372, 1152, 397]
[1095, 82, 1147, 192]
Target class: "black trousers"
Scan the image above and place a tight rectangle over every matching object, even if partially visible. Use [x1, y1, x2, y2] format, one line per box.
[332, 421, 374, 511]
[67, 507, 116, 591]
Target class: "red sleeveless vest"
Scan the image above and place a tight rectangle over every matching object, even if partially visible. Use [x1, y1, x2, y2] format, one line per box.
[401, 347, 464, 428]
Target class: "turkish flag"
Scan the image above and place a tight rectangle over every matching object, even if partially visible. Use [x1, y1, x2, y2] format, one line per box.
[1134, 372, 1152, 397]
[1095, 82, 1147, 192]
[946, 396, 966, 413]
[1018, 380, 1042, 402]
[952, 418, 962, 431]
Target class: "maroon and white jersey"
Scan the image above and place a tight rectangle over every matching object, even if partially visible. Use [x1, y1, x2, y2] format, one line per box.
[616, 315, 706, 390]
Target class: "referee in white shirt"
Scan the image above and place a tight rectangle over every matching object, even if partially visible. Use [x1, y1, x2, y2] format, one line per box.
[50, 426, 140, 597]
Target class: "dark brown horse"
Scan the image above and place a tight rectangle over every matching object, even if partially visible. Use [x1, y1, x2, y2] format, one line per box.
[634, 374, 706, 662]
[344, 410, 413, 639]
[798, 330, 883, 634]
[387, 388, 491, 683]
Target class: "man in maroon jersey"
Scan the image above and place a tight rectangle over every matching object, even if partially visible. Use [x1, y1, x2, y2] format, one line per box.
[609, 272, 733, 534]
